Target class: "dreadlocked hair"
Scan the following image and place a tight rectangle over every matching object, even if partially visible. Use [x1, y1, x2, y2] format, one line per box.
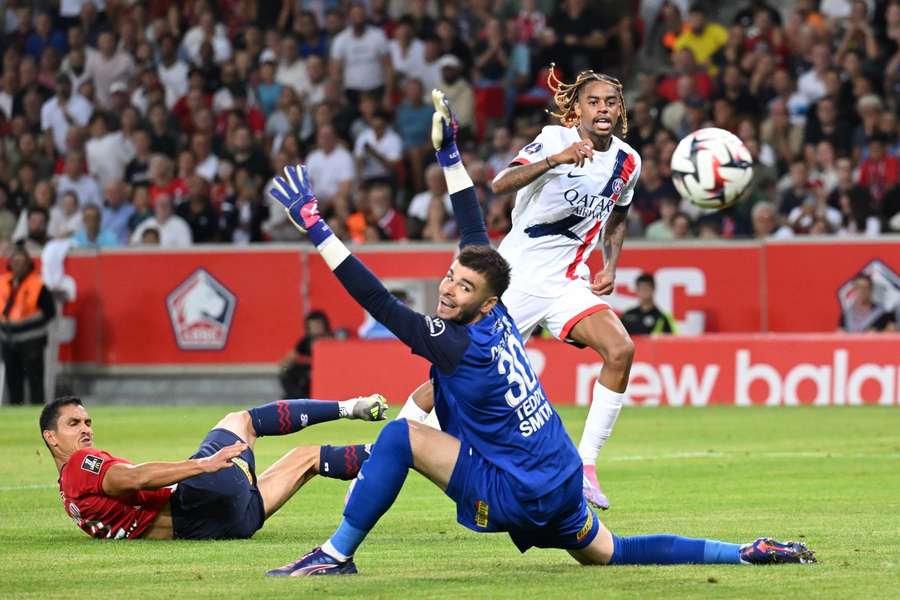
[546, 64, 628, 136]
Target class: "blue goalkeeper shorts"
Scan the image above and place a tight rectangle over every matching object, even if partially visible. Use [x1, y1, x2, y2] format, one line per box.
[170, 428, 265, 540]
[446, 442, 599, 552]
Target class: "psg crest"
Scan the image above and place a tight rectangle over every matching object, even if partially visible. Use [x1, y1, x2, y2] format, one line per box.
[166, 269, 236, 350]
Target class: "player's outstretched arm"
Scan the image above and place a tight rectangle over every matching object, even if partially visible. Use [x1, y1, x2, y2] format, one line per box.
[430, 89, 489, 249]
[269, 166, 470, 373]
[490, 138, 594, 195]
[101, 441, 247, 496]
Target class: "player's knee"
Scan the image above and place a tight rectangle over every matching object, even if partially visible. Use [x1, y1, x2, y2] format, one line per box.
[605, 336, 634, 371]
[215, 411, 254, 440]
[374, 419, 413, 465]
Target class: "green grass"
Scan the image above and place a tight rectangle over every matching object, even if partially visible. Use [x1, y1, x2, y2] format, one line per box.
[2, 405, 899, 599]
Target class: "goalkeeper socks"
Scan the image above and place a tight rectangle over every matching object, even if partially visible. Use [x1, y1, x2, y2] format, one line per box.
[318, 444, 371, 480]
[248, 399, 340, 436]
[578, 380, 623, 464]
[326, 419, 413, 557]
[609, 534, 742, 565]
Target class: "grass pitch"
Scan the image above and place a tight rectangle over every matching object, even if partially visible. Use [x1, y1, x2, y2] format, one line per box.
[2, 404, 899, 599]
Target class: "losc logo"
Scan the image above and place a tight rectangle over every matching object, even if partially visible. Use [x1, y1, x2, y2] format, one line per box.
[837, 259, 900, 313]
[166, 269, 236, 350]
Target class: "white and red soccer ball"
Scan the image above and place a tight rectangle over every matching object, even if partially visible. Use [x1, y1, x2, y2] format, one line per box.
[670, 128, 754, 210]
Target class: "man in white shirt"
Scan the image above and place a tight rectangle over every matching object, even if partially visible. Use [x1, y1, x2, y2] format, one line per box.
[85, 111, 134, 187]
[353, 109, 403, 185]
[85, 30, 135, 108]
[407, 163, 453, 222]
[181, 11, 232, 65]
[304, 55, 328, 106]
[330, 4, 394, 101]
[389, 17, 426, 82]
[157, 33, 189, 109]
[56, 150, 103, 207]
[41, 74, 93, 155]
[796, 43, 830, 107]
[130, 194, 193, 248]
[276, 36, 311, 97]
[306, 125, 355, 205]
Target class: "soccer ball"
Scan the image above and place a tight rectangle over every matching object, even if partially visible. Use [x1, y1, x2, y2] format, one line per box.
[670, 128, 754, 209]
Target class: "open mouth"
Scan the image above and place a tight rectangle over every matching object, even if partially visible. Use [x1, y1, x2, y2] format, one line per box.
[439, 297, 456, 310]
[594, 117, 612, 127]
[80, 436, 91, 444]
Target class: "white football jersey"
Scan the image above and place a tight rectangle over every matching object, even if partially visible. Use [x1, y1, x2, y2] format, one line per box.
[497, 125, 641, 297]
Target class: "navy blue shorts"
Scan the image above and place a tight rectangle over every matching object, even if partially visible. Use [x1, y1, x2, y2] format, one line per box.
[446, 443, 599, 553]
[170, 428, 265, 540]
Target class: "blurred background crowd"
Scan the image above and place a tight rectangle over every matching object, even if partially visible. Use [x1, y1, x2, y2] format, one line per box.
[0, 0, 898, 251]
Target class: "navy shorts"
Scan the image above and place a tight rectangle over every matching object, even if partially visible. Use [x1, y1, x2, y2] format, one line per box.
[446, 443, 600, 553]
[170, 428, 265, 540]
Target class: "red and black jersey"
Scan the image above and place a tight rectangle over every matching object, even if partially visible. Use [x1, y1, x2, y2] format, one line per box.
[58, 448, 172, 540]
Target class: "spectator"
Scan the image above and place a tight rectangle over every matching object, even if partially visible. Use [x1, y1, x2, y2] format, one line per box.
[633, 157, 679, 228]
[858, 133, 899, 205]
[157, 33, 188, 109]
[48, 190, 83, 239]
[139, 227, 161, 245]
[306, 125, 355, 206]
[255, 49, 284, 117]
[621, 273, 678, 336]
[177, 182, 220, 244]
[437, 55, 475, 135]
[803, 96, 853, 160]
[658, 48, 713, 102]
[130, 194, 192, 248]
[645, 196, 678, 240]
[280, 310, 333, 399]
[85, 30, 135, 109]
[797, 42, 831, 106]
[778, 161, 816, 217]
[275, 36, 310, 97]
[329, 3, 393, 106]
[359, 290, 410, 339]
[124, 128, 152, 188]
[752, 201, 793, 238]
[191, 132, 220, 182]
[673, 4, 729, 73]
[395, 78, 433, 193]
[182, 11, 232, 66]
[408, 164, 452, 240]
[421, 195, 456, 242]
[0, 244, 56, 405]
[100, 180, 134, 245]
[85, 111, 134, 187]
[671, 211, 693, 239]
[219, 181, 268, 244]
[72, 204, 118, 248]
[21, 207, 50, 256]
[40, 72, 92, 156]
[390, 17, 426, 82]
[353, 109, 402, 187]
[839, 273, 894, 332]
[56, 150, 102, 207]
[25, 11, 67, 61]
[127, 186, 152, 233]
[148, 154, 186, 205]
[368, 183, 406, 241]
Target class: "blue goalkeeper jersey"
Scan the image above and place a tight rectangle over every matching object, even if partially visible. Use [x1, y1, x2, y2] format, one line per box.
[330, 184, 581, 501]
[430, 302, 581, 500]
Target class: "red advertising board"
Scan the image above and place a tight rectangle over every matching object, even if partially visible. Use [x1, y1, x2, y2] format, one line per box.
[61, 248, 304, 366]
[312, 335, 900, 407]
[56, 240, 900, 367]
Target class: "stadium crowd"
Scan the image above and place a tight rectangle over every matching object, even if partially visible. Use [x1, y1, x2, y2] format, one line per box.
[0, 0, 898, 250]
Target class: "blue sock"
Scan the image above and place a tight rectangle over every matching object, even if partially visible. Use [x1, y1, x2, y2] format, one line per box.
[318, 444, 370, 480]
[327, 420, 413, 557]
[248, 399, 339, 436]
[609, 534, 742, 565]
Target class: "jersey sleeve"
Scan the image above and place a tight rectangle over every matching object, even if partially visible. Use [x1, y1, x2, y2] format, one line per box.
[332, 256, 471, 372]
[510, 127, 566, 167]
[615, 151, 642, 208]
[65, 449, 126, 496]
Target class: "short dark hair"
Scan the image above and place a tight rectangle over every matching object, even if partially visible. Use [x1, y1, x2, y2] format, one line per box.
[457, 245, 511, 298]
[39, 396, 84, 448]
[854, 273, 873, 286]
[636, 273, 655, 288]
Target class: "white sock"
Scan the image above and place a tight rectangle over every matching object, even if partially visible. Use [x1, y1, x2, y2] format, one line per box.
[396, 395, 431, 422]
[321, 539, 350, 561]
[577, 380, 624, 465]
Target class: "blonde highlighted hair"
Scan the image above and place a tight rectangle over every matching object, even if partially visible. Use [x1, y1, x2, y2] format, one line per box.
[546, 64, 628, 136]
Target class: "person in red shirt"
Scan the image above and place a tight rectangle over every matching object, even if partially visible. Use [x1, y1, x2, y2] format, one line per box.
[42, 394, 388, 540]
[858, 133, 899, 206]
